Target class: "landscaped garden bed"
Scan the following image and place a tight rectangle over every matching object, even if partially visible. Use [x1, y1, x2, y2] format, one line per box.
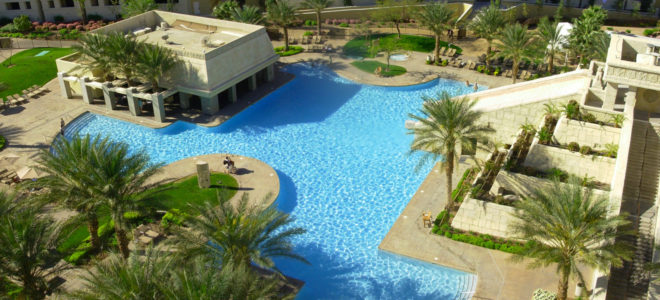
[0, 15, 111, 39]
[343, 34, 461, 58]
[274, 45, 304, 56]
[350, 60, 406, 77]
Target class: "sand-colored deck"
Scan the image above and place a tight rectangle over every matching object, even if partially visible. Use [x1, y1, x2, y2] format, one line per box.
[145, 153, 280, 208]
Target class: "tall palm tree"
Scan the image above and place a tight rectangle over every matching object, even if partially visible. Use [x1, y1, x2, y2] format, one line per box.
[301, 0, 332, 36]
[495, 23, 538, 84]
[170, 194, 308, 271]
[34, 135, 106, 252]
[0, 193, 69, 300]
[537, 16, 564, 74]
[231, 6, 264, 24]
[408, 92, 494, 210]
[510, 179, 633, 300]
[267, 0, 297, 52]
[468, 4, 507, 70]
[75, 0, 88, 24]
[415, 2, 455, 62]
[85, 134, 163, 259]
[106, 32, 142, 86]
[136, 44, 179, 92]
[74, 33, 113, 81]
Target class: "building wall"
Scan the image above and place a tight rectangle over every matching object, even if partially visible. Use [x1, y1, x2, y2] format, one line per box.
[452, 197, 517, 239]
[524, 143, 617, 183]
[553, 115, 622, 148]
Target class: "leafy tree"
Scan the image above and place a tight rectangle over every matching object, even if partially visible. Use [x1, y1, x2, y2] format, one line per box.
[0, 192, 70, 300]
[415, 2, 455, 62]
[212, 0, 239, 19]
[267, 0, 297, 52]
[378, 38, 400, 71]
[106, 32, 141, 85]
[301, 0, 333, 36]
[12, 15, 32, 32]
[566, 6, 607, 65]
[121, 0, 158, 18]
[231, 5, 265, 24]
[170, 194, 308, 271]
[136, 43, 179, 92]
[468, 4, 507, 70]
[33, 135, 107, 252]
[407, 93, 494, 210]
[495, 23, 538, 84]
[74, 0, 88, 24]
[510, 179, 633, 300]
[537, 16, 565, 73]
[372, 0, 414, 38]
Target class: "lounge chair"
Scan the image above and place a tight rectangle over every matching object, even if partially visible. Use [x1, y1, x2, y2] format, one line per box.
[7, 95, 19, 106]
[422, 212, 433, 228]
[445, 48, 456, 57]
[505, 69, 512, 77]
[467, 61, 476, 70]
[438, 47, 447, 56]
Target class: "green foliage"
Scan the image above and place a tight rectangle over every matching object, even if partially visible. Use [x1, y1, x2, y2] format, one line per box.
[603, 143, 618, 158]
[536, 127, 553, 145]
[0, 48, 74, 99]
[121, 0, 157, 18]
[0, 23, 16, 33]
[494, 66, 501, 76]
[339, 22, 349, 27]
[581, 112, 597, 123]
[434, 210, 448, 226]
[274, 45, 303, 56]
[579, 145, 592, 155]
[451, 168, 475, 203]
[303, 30, 314, 36]
[415, 1, 455, 57]
[562, 100, 580, 119]
[343, 34, 461, 58]
[567, 142, 580, 152]
[350, 60, 407, 76]
[441, 59, 448, 66]
[123, 210, 141, 220]
[611, 114, 625, 128]
[567, 6, 608, 63]
[496, 23, 538, 83]
[644, 28, 660, 36]
[230, 5, 264, 25]
[476, 65, 485, 73]
[547, 167, 568, 181]
[12, 15, 31, 32]
[431, 219, 531, 254]
[161, 208, 188, 229]
[533, 289, 557, 300]
[212, 0, 239, 19]
[0, 135, 5, 150]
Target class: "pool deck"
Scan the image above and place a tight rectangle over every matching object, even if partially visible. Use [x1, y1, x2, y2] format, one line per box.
[379, 159, 594, 299]
[145, 153, 280, 208]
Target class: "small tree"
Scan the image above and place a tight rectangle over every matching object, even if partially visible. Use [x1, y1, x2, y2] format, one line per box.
[301, 0, 332, 36]
[212, 0, 239, 20]
[567, 6, 607, 65]
[495, 23, 538, 84]
[12, 15, 32, 32]
[121, 0, 158, 18]
[136, 43, 179, 92]
[468, 4, 507, 71]
[379, 38, 400, 72]
[415, 2, 455, 62]
[230, 6, 264, 24]
[537, 16, 565, 73]
[267, 0, 296, 52]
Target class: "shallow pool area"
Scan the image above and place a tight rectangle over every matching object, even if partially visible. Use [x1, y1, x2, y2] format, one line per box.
[389, 54, 409, 61]
[66, 64, 487, 299]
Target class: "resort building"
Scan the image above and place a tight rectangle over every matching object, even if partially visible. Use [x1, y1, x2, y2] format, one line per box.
[55, 10, 278, 122]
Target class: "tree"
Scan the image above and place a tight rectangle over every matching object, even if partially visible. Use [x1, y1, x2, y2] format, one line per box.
[231, 5, 265, 24]
[537, 16, 565, 73]
[74, 0, 88, 24]
[170, 194, 308, 271]
[415, 2, 455, 62]
[106, 32, 141, 85]
[33, 135, 106, 252]
[121, 0, 158, 18]
[468, 4, 507, 70]
[378, 38, 400, 72]
[34, 0, 46, 22]
[0, 192, 69, 300]
[372, 0, 413, 38]
[566, 6, 607, 65]
[495, 23, 538, 84]
[510, 179, 633, 300]
[212, 0, 239, 20]
[136, 43, 179, 92]
[83, 134, 162, 259]
[267, 0, 297, 52]
[407, 93, 494, 210]
[301, 0, 333, 36]
[74, 33, 114, 81]
[590, 31, 611, 62]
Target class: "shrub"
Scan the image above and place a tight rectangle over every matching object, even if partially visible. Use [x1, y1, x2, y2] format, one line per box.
[536, 127, 553, 145]
[67, 250, 88, 264]
[0, 24, 16, 33]
[123, 210, 141, 220]
[434, 210, 448, 226]
[494, 66, 501, 76]
[579, 145, 592, 155]
[611, 114, 625, 128]
[626, 29, 631, 33]
[607, 26, 614, 31]
[49, 24, 57, 31]
[87, 13, 103, 21]
[274, 45, 303, 56]
[547, 167, 568, 181]
[161, 208, 188, 229]
[304, 19, 312, 26]
[476, 65, 485, 73]
[13, 15, 32, 32]
[441, 59, 448, 66]
[339, 22, 349, 27]
[484, 240, 495, 249]
[303, 31, 313, 36]
[562, 100, 580, 119]
[644, 28, 658, 36]
[532, 289, 557, 300]
[603, 143, 618, 158]
[0, 135, 5, 150]
[567, 142, 580, 152]
[444, 231, 452, 238]
[54, 15, 65, 23]
[581, 112, 597, 123]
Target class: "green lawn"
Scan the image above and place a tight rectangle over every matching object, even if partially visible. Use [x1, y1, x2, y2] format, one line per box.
[351, 60, 407, 77]
[0, 47, 75, 99]
[343, 34, 462, 58]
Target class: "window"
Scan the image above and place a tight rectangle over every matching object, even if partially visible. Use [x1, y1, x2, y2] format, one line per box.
[59, 0, 74, 7]
[5, 2, 20, 9]
[48, 0, 55, 7]
[25, 1, 31, 8]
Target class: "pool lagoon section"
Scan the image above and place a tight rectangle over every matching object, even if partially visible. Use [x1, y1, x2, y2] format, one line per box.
[389, 54, 410, 61]
[67, 64, 486, 299]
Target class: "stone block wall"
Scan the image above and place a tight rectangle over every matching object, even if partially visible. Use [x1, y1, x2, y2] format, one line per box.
[452, 198, 517, 239]
[490, 170, 610, 199]
[553, 116, 622, 148]
[524, 143, 616, 183]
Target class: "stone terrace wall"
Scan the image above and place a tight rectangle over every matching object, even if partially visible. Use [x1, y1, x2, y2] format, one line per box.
[553, 116, 622, 148]
[524, 144, 616, 183]
[490, 170, 610, 199]
[452, 198, 517, 239]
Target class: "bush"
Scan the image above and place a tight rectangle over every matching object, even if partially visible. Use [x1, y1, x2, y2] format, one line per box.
[434, 210, 448, 226]
[494, 66, 501, 76]
[123, 210, 141, 220]
[53, 15, 65, 23]
[547, 167, 568, 181]
[339, 22, 349, 27]
[532, 289, 557, 300]
[0, 24, 15, 33]
[161, 208, 188, 229]
[644, 28, 659, 36]
[579, 145, 592, 155]
[444, 231, 452, 238]
[87, 14, 103, 21]
[274, 45, 303, 56]
[476, 65, 485, 73]
[441, 59, 448, 66]
[303, 31, 313, 36]
[581, 112, 597, 123]
[0, 135, 5, 150]
[67, 250, 88, 264]
[13, 15, 31, 32]
[567, 142, 580, 152]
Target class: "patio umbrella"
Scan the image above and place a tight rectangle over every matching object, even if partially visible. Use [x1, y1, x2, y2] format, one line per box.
[16, 166, 39, 180]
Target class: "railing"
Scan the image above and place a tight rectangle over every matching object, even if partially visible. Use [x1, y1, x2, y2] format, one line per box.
[3, 38, 78, 49]
[603, 60, 660, 91]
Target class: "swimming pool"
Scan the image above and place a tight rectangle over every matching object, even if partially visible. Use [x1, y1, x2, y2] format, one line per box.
[389, 54, 409, 61]
[66, 64, 486, 299]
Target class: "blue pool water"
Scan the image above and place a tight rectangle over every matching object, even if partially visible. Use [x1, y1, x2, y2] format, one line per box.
[34, 50, 50, 57]
[66, 64, 486, 299]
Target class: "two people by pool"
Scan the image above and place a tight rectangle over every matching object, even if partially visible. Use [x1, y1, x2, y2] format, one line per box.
[223, 156, 237, 174]
[465, 80, 478, 91]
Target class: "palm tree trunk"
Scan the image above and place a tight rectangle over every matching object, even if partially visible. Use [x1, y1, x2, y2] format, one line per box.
[434, 34, 440, 63]
[316, 11, 322, 36]
[35, 0, 46, 22]
[283, 26, 289, 52]
[114, 224, 130, 259]
[151, 79, 159, 93]
[557, 265, 570, 300]
[486, 42, 492, 70]
[445, 152, 454, 210]
[512, 59, 519, 84]
[87, 216, 101, 252]
[79, 2, 87, 25]
[548, 52, 554, 74]
[395, 21, 401, 38]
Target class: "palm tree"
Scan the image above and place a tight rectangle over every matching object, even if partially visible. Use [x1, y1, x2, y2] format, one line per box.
[510, 179, 633, 300]
[34, 135, 106, 252]
[74, 0, 88, 24]
[0, 192, 69, 300]
[106, 32, 141, 85]
[467, 4, 507, 70]
[170, 194, 308, 271]
[495, 23, 538, 84]
[230, 5, 265, 24]
[415, 2, 455, 62]
[121, 0, 158, 18]
[136, 44, 179, 92]
[267, 0, 297, 52]
[408, 92, 494, 210]
[301, 0, 332, 36]
[74, 33, 113, 81]
[537, 16, 565, 74]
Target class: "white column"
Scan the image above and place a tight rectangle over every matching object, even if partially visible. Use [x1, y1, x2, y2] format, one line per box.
[102, 83, 117, 110]
[201, 95, 219, 115]
[152, 93, 166, 123]
[228, 85, 237, 103]
[248, 74, 257, 91]
[179, 92, 191, 109]
[79, 77, 93, 104]
[126, 88, 141, 116]
[57, 72, 72, 99]
[603, 82, 618, 111]
[266, 64, 275, 82]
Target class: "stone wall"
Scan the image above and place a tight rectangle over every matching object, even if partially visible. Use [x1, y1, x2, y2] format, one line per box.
[553, 116, 622, 148]
[490, 170, 610, 199]
[452, 198, 517, 239]
[524, 143, 617, 183]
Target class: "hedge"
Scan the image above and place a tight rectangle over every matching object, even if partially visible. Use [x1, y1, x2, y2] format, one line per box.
[0, 135, 5, 150]
[274, 46, 303, 57]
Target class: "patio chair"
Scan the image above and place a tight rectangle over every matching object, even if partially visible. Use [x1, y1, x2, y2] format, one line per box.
[504, 69, 512, 77]
[422, 212, 433, 228]
[438, 47, 446, 56]
[467, 61, 475, 70]
[7, 95, 20, 106]
[445, 48, 456, 57]
[14, 94, 28, 104]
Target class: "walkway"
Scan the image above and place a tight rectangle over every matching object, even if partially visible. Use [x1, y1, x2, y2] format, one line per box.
[379, 159, 593, 299]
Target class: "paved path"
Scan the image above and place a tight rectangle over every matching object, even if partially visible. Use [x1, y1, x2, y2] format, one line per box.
[379, 159, 593, 299]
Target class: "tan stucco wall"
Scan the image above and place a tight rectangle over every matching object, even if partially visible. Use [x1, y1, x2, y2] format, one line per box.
[452, 197, 517, 239]
[524, 143, 617, 183]
[553, 116, 622, 148]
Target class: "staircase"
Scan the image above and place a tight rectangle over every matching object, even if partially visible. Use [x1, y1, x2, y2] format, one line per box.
[606, 121, 660, 300]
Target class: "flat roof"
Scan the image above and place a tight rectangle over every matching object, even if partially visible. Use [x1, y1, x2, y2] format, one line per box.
[135, 27, 245, 54]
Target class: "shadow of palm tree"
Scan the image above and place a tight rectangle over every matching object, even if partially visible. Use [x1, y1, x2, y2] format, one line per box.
[0, 123, 23, 141]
